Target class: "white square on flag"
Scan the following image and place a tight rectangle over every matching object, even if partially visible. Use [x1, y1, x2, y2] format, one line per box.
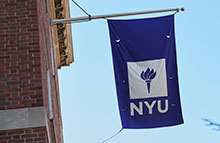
[127, 58, 168, 99]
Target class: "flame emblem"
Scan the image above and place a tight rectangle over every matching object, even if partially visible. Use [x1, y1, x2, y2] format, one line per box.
[140, 68, 157, 93]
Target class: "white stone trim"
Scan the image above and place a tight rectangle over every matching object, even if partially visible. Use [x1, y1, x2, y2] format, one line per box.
[0, 107, 46, 131]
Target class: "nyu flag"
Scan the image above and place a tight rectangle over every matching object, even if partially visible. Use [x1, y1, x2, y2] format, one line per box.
[108, 15, 183, 129]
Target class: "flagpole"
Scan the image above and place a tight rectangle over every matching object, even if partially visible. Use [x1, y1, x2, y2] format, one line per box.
[50, 8, 184, 25]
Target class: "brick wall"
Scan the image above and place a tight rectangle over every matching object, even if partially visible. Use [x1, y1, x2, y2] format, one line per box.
[0, 0, 43, 110]
[0, 127, 47, 143]
[0, 0, 64, 142]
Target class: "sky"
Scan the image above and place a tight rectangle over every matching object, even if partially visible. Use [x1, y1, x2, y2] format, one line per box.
[58, 0, 220, 143]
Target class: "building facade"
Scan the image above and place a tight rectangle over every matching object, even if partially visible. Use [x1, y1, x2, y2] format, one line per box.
[0, 0, 73, 142]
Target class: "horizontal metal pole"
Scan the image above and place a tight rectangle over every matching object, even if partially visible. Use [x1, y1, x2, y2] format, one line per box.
[51, 8, 184, 25]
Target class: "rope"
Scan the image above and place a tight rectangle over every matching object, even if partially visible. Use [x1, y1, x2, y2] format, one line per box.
[99, 128, 123, 143]
[71, 0, 91, 19]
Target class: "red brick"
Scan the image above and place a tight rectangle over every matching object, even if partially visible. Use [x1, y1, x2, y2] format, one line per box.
[38, 133, 46, 137]
[0, 34, 9, 37]
[21, 134, 37, 138]
[0, 97, 6, 102]
[24, 129, 33, 134]
[12, 135, 20, 139]
[7, 96, 22, 101]
[0, 136, 11, 140]
[18, 39, 32, 43]
[5, 65, 20, 70]
[29, 63, 40, 68]
[19, 68, 33, 73]
[8, 130, 24, 135]
[19, 91, 35, 96]
[33, 128, 46, 133]
[17, 0, 29, 2]
[0, 94, 10, 97]
[7, 104, 22, 109]
[0, 131, 7, 136]
[25, 138, 33, 142]
[6, 58, 20, 62]
[8, 139, 24, 143]
[11, 101, 19, 105]
[0, 102, 10, 106]
[31, 102, 43, 107]
[7, 73, 20, 78]
[34, 137, 46, 141]
[19, 75, 32, 80]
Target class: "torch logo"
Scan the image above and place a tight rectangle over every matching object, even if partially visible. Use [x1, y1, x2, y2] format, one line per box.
[127, 58, 167, 99]
[140, 68, 156, 93]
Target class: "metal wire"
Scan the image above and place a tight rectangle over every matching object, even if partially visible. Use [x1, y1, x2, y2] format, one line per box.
[99, 128, 123, 143]
[71, 0, 91, 17]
